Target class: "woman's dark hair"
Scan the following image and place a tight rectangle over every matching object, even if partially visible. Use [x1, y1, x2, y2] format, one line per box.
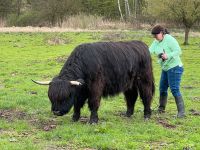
[151, 25, 169, 35]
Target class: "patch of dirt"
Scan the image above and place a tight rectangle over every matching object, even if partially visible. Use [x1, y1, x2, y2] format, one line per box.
[43, 124, 57, 131]
[114, 110, 135, 118]
[56, 55, 68, 63]
[0, 109, 57, 131]
[192, 97, 200, 101]
[44, 145, 69, 150]
[0, 84, 4, 89]
[0, 109, 27, 122]
[29, 118, 57, 131]
[45, 144, 97, 150]
[101, 32, 127, 41]
[0, 27, 109, 32]
[189, 109, 200, 116]
[183, 146, 193, 150]
[47, 37, 71, 45]
[28, 91, 38, 95]
[79, 116, 89, 124]
[182, 86, 194, 89]
[11, 71, 19, 77]
[19, 131, 33, 137]
[157, 119, 176, 129]
[0, 128, 4, 134]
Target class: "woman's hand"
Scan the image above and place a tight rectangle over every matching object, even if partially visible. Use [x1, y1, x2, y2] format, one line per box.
[161, 53, 168, 60]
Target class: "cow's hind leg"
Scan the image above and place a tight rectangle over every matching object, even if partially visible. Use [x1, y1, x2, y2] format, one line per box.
[123, 86, 138, 117]
[88, 95, 101, 124]
[137, 79, 153, 119]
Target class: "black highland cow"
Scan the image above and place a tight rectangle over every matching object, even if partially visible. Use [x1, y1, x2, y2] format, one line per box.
[32, 41, 155, 124]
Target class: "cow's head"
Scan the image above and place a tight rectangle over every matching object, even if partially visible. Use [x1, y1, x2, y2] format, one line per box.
[32, 77, 84, 116]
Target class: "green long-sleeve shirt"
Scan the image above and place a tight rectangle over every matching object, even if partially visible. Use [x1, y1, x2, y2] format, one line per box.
[149, 34, 183, 71]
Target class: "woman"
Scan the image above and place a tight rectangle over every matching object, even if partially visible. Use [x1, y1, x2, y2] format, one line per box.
[149, 25, 185, 118]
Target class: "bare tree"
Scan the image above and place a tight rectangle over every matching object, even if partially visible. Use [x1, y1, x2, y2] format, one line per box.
[0, 0, 12, 19]
[15, 0, 22, 16]
[117, 0, 124, 21]
[166, 0, 200, 45]
[124, 0, 131, 19]
[133, 0, 137, 19]
[29, 0, 81, 27]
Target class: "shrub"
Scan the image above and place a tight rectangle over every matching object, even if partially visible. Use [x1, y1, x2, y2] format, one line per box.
[7, 12, 46, 27]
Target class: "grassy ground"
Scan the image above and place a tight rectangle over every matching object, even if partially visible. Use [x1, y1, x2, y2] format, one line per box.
[0, 31, 200, 150]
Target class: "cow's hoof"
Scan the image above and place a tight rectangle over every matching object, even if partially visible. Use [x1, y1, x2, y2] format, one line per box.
[144, 115, 151, 121]
[126, 112, 133, 117]
[158, 108, 165, 114]
[120, 112, 133, 117]
[89, 118, 98, 124]
[72, 114, 80, 122]
[144, 117, 150, 121]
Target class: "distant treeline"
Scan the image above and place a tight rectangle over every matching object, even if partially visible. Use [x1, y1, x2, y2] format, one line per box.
[0, 0, 200, 44]
[0, 0, 146, 27]
[0, 0, 199, 27]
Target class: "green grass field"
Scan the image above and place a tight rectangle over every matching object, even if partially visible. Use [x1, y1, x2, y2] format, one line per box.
[0, 31, 200, 150]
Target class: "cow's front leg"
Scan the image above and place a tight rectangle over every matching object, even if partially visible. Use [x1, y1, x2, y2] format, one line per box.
[72, 96, 87, 122]
[72, 109, 80, 122]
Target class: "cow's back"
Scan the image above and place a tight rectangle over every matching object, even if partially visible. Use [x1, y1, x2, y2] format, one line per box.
[76, 41, 150, 96]
[60, 41, 151, 96]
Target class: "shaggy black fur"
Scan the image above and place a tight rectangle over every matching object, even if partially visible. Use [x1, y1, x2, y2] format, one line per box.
[48, 41, 155, 123]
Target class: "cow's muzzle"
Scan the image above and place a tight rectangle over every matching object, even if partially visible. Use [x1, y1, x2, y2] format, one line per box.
[53, 111, 64, 116]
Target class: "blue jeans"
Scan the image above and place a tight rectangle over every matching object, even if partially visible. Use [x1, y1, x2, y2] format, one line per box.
[159, 66, 184, 97]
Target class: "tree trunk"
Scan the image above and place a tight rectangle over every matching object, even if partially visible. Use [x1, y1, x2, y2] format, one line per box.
[134, 0, 137, 19]
[16, 0, 22, 16]
[126, 0, 131, 16]
[125, 0, 131, 18]
[58, 15, 64, 27]
[184, 27, 190, 45]
[117, 0, 124, 21]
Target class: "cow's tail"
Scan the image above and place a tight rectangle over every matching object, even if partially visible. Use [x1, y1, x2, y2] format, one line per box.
[147, 51, 155, 98]
[140, 43, 155, 98]
[150, 63, 155, 97]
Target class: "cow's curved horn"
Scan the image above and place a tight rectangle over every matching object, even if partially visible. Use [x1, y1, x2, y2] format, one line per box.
[70, 81, 82, 86]
[31, 79, 51, 85]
